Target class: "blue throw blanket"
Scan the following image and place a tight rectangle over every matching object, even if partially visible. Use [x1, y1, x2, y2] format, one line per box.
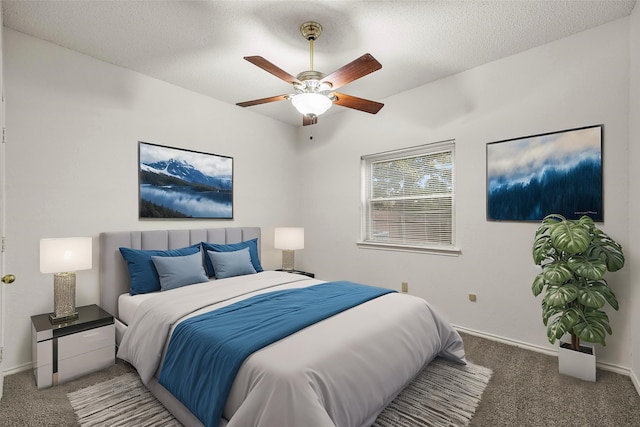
[158, 281, 396, 426]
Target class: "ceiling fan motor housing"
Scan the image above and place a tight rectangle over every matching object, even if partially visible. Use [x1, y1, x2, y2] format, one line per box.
[294, 70, 332, 94]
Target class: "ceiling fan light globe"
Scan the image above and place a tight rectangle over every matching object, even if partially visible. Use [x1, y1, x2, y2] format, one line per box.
[291, 93, 332, 117]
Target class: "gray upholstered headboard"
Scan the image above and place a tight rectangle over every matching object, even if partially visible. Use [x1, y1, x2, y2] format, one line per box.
[99, 227, 261, 318]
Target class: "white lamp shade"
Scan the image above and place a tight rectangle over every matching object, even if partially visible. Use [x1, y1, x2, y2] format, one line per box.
[274, 227, 304, 250]
[40, 237, 92, 274]
[291, 93, 332, 117]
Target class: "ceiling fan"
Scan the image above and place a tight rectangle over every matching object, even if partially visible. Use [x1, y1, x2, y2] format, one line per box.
[236, 21, 384, 126]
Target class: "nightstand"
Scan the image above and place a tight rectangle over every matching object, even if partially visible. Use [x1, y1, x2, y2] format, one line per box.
[275, 269, 315, 278]
[31, 304, 115, 389]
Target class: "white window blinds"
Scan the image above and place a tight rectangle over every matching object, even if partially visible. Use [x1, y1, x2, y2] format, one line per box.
[361, 141, 455, 250]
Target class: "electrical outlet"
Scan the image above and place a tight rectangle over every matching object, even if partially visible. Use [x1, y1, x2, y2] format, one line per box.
[401, 282, 408, 293]
[468, 293, 477, 302]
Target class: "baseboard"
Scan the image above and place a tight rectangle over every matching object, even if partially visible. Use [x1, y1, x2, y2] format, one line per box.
[453, 325, 632, 378]
[630, 368, 640, 396]
[3, 361, 32, 376]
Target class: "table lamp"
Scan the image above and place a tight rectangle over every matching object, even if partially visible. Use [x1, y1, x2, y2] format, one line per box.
[40, 237, 92, 323]
[274, 227, 304, 271]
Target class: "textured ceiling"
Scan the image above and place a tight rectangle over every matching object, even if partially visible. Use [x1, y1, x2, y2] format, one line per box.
[2, 0, 637, 126]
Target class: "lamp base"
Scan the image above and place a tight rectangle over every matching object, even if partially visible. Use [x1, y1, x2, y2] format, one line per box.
[50, 272, 78, 324]
[281, 250, 295, 272]
[49, 311, 79, 324]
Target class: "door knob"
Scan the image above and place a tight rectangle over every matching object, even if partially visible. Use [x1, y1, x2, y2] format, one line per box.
[2, 274, 15, 284]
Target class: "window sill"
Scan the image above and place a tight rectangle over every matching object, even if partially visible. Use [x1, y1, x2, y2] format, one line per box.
[356, 241, 461, 256]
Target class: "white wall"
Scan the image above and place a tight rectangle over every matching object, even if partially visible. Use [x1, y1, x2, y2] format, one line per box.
[3, 29, 299, 371]
[629, 5, 640, 385]
[297, 18, 633, 368]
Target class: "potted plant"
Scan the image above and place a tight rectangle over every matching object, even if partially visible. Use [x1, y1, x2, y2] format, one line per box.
[531, 214, 625, 380]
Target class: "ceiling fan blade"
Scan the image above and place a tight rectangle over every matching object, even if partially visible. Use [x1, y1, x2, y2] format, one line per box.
[321, 53, 382, 90]
[236, 94, 289, 107]
[303, 115, 318, 126]
[244, 56, 301, 85]
[332, 93, 384, 114]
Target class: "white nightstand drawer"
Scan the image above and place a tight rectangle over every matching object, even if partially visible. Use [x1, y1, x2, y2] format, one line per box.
[58, 324, 114, 360]
[58, 345, 114, 383]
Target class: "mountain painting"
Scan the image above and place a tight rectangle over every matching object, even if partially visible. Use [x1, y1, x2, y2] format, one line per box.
[486, 125, 602, 222]
[138, 142, 233, 219]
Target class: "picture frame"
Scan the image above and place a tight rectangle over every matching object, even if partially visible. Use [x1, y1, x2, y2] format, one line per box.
[138, 141, 233, 219]
[486, 125, 603, 222]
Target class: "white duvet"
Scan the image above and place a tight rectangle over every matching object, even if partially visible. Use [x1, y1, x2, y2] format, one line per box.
[117, 271, 465, 427]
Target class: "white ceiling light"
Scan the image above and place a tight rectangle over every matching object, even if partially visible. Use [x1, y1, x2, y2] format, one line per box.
[291, 92, 333, 117]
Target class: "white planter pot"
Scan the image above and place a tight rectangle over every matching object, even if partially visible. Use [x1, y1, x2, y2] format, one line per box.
[558, 342, 596, 381]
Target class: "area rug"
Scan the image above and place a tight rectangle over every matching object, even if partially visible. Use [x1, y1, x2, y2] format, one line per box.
[372, 358, 493, 427]
[68, 357, 492, 427]
[67, 373, 180, 427]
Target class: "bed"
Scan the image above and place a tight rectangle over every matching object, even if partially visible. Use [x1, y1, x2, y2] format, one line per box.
[99, 227, 465, 427]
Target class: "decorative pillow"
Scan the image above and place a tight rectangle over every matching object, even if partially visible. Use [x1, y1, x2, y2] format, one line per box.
[201, 238, 263, 277]
[119, 244, 201, 295]
[206, 247, 257, 279]
[151, 251, 209, 291]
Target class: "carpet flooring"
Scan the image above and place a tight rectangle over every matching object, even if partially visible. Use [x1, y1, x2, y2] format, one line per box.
[462, 332, 640, 427]
[2, 332, 640, 426]
[66, 358, 491, 427]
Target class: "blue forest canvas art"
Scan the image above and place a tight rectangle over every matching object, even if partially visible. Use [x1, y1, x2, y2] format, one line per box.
[486, 125, 602, 222]
[138, 142, 233, 219]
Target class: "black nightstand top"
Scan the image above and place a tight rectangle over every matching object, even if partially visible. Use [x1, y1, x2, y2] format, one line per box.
[275, 269, 315, 278]
[31, 304, 113, 340]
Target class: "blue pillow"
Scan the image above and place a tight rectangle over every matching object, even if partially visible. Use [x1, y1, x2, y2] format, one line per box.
[151, 251, 209, 291]
[206, 247, 257, 279]
[119, 244, 201, 295]
[201, 238, 263, 277]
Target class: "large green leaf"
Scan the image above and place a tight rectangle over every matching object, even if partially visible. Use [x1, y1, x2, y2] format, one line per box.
[546, 307, 582, 344]
[576, 285, 606, 309]
[576, 215, 595, 229]
[542, 261, 573, 285]
[586, 236, 625, 272]
[572, 309, 611, 346]
[532, 273, 546, 296]
[549, 220, 591, 254]
[589, 280, 619, 310]
[567, 255, 606, 280]
[546, 316, 569, 344]
[532, 235, 553, 265]
[573, 322, 606, 346]
[563, 307, 583, 327]
[586, 309, 613, 335]
[543, 284, 578, 307]
[542, 213, 567, 226]
[541, 302, 561, 325]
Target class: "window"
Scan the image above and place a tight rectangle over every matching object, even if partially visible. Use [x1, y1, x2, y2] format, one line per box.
[360, 140, 457, 253]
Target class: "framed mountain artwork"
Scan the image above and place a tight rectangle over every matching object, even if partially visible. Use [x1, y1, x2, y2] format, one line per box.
[486, 125, 603, 222]
[138, 141, 233, 219]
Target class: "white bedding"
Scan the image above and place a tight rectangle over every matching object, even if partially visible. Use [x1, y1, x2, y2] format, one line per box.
[117, 271, 465, 427]
[118, 292, 158, 325]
